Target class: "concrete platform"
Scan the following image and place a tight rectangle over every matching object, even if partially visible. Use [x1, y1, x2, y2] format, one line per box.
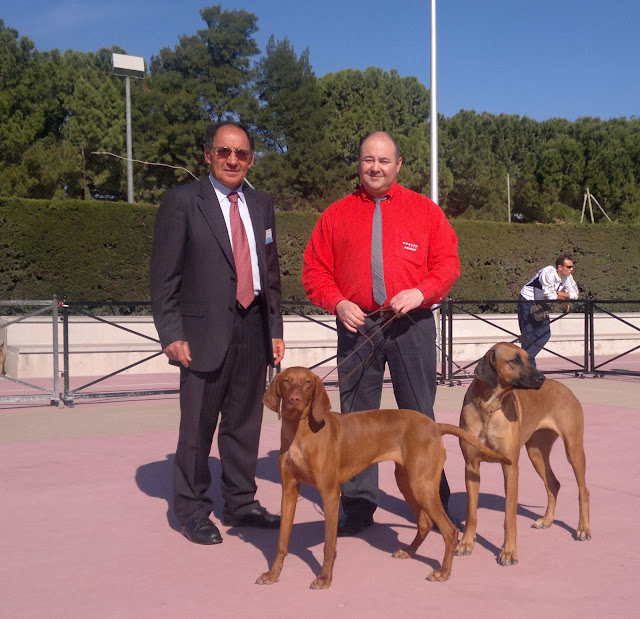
[1, 371, 639, 617]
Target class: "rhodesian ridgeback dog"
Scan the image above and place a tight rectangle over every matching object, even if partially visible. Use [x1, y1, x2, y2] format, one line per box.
[455, 342, 591, 566]
[256, 366, 511, 589]
[0, 342, 5, 375]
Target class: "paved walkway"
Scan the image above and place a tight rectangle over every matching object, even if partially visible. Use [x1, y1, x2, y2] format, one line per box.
[1, 369, 639, 618]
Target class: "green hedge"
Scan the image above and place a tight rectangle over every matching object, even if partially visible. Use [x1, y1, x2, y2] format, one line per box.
[1, 197, 638, 310]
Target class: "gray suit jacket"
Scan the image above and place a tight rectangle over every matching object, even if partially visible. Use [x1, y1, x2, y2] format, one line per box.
[150, 177, 283, 372]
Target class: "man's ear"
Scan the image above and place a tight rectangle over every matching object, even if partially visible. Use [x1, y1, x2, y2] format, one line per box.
[310, 374, 331, 424]
[475, 348, 499, 389]
[263, 375, 282, 419]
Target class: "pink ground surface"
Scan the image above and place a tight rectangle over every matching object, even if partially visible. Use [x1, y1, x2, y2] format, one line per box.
[1, 372, 639, 618]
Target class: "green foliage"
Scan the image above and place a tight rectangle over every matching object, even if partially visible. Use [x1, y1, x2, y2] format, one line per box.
[0, 197, 156, 301]
[250, 36, 333, 210]
[314, 67, 433, 205]
[2, 10, 640, 224]
[132, 4, 261, 203]
[2, 199, 637, 315]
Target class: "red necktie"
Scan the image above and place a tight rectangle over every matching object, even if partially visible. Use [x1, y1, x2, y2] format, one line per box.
[228, 192, 255, 308]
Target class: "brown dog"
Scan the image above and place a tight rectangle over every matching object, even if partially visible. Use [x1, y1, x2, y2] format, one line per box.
[455, 342, 591, 566]
[256, 366, 511, 589]
[0, 342, 5, 376]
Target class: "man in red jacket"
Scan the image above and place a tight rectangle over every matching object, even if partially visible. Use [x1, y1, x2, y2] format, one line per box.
[302, 131, 460, 536]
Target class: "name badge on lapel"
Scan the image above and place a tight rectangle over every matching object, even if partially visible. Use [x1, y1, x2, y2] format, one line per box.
[265, 228, 273, 244]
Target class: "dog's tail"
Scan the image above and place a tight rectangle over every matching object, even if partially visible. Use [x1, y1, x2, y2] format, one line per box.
[437, 423, 511, 464]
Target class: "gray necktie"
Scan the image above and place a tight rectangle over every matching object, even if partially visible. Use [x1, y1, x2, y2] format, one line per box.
[371, 197, 387, 306]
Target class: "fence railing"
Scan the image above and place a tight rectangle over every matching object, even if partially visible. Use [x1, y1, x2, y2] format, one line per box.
[588, 299, 640, 377]
[442, 298, 592, 384]
[1, 297, 638, 407]
[0, 298, 63, 406]
[59, 300, 175, 406]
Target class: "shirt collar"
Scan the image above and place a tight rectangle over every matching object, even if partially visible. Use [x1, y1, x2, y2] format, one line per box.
[356, 181, 400, 202]
[208, 173, 245, 203]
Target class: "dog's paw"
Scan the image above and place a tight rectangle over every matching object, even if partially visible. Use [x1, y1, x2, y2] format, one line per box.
[255, 571, 279, 585]
[392, 548, 412, 559]
[498, 549, 518, 566]
[532, 517, 553, 529]
[454, 539, 474, 556]
[310, 575, 332, 590]
[426, 568, 450, 582]
[575, 528, 591, 541]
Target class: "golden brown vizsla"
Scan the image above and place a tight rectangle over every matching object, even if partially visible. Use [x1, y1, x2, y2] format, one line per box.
[455, 342, 591, 566]
[256, 366, 511, 589]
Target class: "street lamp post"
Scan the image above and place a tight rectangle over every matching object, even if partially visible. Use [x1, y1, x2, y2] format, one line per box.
[111, 53, 145, 203]
[430, 0, 438, 205]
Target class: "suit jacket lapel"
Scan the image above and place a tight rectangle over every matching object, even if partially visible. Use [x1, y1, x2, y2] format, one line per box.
[196, 177, 235, 269]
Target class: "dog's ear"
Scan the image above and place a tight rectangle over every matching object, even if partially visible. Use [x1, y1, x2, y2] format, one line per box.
[475, 347, 499, 389]
[263, 374, 282, 419]
[310, 374, 331, 424]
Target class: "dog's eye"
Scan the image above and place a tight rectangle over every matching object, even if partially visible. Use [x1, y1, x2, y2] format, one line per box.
[282, 379, 289, 384]
[509, 357, 521, 366]
[305, 380, 311, 385]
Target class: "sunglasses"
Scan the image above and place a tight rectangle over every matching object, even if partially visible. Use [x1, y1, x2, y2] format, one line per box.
[210, 146, 252, 162]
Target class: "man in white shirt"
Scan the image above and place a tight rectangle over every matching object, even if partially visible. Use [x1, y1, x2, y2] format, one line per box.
[518, 254, 579, 367]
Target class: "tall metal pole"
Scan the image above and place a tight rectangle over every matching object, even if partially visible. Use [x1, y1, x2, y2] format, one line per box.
[125, 76, 134, 203]
[430, 0, 439, 204]
[112, 54, 144, 203]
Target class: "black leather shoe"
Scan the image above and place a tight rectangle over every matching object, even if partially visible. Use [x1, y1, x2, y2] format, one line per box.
[180, 516, 223, 545]
[337, 513, 374, 537]
[222, 505, 280, 529]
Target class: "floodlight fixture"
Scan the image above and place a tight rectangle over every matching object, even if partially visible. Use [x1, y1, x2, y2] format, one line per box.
[111, 53, 145, 79]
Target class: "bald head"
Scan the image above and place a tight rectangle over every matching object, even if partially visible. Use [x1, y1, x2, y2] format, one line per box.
[358, 132, 403, 198]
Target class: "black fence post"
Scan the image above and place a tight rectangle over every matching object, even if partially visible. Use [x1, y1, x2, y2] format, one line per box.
[447, 297, 454, 386]
[61, 297, 72, 406]
[588, 294, 595, 373]
[440, 300, 447, 383]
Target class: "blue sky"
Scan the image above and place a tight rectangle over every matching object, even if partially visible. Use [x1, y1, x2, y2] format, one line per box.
[3, 0, 638, 122]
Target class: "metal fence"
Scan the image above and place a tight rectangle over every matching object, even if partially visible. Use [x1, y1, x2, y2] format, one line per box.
[441, 298, 592, 384]
[0, 298, 63, 407]
[1, 297, 638, 407]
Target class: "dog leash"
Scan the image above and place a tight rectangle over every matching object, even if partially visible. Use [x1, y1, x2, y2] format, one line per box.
[318, 306, 398, 386]
[316, 304, 475, 386]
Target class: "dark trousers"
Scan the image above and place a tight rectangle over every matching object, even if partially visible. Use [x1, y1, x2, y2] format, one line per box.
[173, 301, 267, 525]
[517, 295, 551, 368]
[336, 309, 450, 519]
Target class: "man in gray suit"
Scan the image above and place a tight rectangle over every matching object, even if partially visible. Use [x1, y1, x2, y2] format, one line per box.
[151, 121, 285, 545]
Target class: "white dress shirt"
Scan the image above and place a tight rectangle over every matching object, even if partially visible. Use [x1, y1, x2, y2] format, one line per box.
[209, 174, 261, 295]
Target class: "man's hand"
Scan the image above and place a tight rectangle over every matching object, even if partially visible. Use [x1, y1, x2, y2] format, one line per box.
[336, 299, 366, 333]
[163, 340, 192, 368]
[389, 288, 424, 315]
[561, 302, 571, 313]
[272, 338, 285, 366]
